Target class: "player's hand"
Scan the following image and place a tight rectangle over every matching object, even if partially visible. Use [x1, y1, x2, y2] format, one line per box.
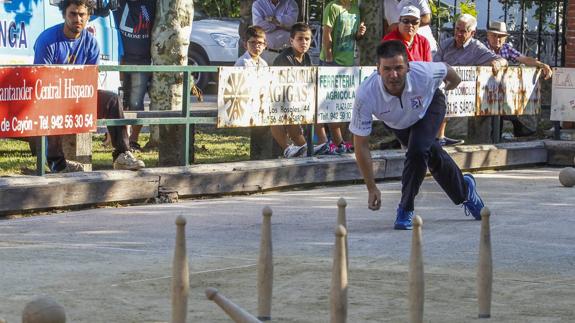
[367, 187, 381, 211]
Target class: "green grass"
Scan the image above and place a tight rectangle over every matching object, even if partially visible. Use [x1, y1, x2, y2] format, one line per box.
[0, 127, 250, 176]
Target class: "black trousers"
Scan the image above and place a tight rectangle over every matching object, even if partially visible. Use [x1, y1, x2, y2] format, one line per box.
[389, 89, 468, 211]
[46, 90, 130, 172]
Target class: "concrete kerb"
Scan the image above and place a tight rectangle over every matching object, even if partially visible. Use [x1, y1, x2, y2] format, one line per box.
[0, 140, 566, 216]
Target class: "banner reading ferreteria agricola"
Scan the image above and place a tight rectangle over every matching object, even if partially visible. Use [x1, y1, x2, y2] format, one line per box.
[216, 65, 542, 128]
[0, 65, 98, 138]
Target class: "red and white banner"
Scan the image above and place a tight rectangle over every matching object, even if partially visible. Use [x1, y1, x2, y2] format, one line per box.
[0, 65, 98, 138]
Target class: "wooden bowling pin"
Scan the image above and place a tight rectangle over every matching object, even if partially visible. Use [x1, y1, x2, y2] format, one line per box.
[330, 225, 348, 323]
[408, 215, 424, 323]
[257, 206, 273, 321]
[206, 288, 261, 323]
[337, 198, 349, 269]
[171, 215, 189, 323]
[478, 207, 493, 319]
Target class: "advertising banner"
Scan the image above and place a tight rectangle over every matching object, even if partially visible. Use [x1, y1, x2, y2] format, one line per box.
[445, 66, 478, 117]
[551, 68, 575, 122]
[217, 66, 316, 127]
[477, 66, 541, 116]
[316, 67, 360, 123]
[0, 65, 98, 138]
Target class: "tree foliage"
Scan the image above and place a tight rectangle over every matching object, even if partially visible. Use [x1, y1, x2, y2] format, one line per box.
[196, 0, 240, 17]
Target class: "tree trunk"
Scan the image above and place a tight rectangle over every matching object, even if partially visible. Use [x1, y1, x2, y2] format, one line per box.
[150, 0, 194, 166]
[150, 0, 194, 111]
[358, 0, 383, 66]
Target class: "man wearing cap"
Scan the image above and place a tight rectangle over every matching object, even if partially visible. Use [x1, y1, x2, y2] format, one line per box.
[384, 0, 437, 55]
[486, 20, 552, 137]
[382, 5, 431, 62]
[433, 14, 508, 146]
[486, 21, 552, 79]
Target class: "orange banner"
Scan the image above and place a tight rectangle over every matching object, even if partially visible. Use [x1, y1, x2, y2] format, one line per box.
[0, 65, 98, 138]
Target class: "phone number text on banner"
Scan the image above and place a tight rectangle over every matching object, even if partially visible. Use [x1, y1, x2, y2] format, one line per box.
[217, 66, 316, 127]
[0, 65, 98, 138]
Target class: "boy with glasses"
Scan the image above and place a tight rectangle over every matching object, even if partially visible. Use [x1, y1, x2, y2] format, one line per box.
[235, 25, 269, 67]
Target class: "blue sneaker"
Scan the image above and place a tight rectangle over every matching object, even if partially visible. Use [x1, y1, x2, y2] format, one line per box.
[463, 174, 484, 220]
[394, 206, 413, 230]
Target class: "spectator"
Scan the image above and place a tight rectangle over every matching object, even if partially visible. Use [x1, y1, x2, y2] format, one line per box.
[350, 40, 485, 230]
[111, 0, 156, 151]
[235, 25, 269, 67]
[382, 5, 431, 62]
[318, 0, 366, 154]
[272, 23, 329, 158]
[486, 20, 552, 138]
[252, 0, 298, 64]
[34, 0, 145, 172]
[434, 14, 508, 146]
[383, 0, 437, 55]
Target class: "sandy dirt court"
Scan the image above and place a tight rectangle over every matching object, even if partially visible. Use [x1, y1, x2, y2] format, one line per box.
[0, 167, 574, 322]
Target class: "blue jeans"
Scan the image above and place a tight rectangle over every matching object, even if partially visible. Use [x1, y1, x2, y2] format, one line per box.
[127, 72, 152, 111]
[389, 89, 467, 211]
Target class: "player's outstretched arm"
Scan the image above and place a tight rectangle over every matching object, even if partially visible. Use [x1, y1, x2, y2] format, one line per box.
[354, 135, 381, 210]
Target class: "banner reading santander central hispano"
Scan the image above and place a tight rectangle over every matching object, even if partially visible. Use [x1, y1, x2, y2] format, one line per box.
[0, 65, 98, 138]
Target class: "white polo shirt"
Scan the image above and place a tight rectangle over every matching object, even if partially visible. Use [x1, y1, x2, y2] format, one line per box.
[349, 61, 447, 135]
[234, 51, 268, 67]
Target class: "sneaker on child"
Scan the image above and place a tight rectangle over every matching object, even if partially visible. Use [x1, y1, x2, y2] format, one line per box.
[313, 142, 329, 155]
[283, 144, 306, 158]
[113, 151, 145, 170]
[462, 174, 485, 220]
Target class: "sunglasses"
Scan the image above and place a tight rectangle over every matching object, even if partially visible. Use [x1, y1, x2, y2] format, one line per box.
[400, 18, 420, 25]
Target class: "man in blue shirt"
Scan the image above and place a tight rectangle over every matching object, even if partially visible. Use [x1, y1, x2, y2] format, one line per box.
[34, 0, 145, 172]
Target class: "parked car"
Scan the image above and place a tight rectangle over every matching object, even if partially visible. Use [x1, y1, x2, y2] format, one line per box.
[189, 8, 240, 91]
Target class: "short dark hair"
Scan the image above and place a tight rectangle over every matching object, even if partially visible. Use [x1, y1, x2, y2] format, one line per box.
[60, 0, 95, 16]
[377, 40, 409, 64]
[290, 22, 311, 38]
[246, 25, 266, 40]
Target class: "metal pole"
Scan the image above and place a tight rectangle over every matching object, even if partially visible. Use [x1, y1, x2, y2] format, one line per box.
[562, 0, 568, 66]
[555, 0, 560, 66]
[487, 0, 491, 29]
[520, 0, 526, 53]
[36, 136, 46, 176]
[537, 0, 544, 61]
[504, 0, 508, 24]
[182, 71, 191, 166]
[436, 0, 441, 41]
[453, 0, 458, 30]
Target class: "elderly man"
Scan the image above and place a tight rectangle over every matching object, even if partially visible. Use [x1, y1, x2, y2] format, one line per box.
[382, 5, 431, 62]
[252, 0, 298, 64]
[433, 14, 508, 146]
[486, 21, 552, 137]
[384, 0, 437, 54]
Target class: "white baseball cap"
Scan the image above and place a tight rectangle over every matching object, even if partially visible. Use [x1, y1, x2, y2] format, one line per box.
[399, 5, 420, 19]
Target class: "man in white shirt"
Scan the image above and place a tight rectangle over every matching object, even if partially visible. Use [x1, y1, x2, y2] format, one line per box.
[350, 40, 485, 230]
[252, 0, 298, 63]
